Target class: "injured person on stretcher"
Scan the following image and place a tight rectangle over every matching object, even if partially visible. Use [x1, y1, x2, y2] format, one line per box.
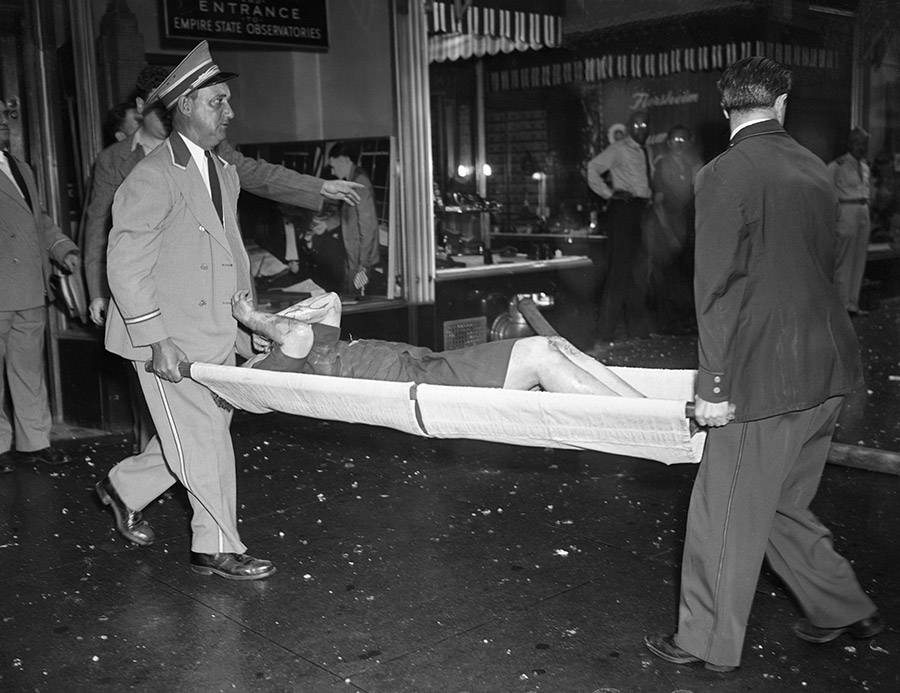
[231, 291, 644, 398]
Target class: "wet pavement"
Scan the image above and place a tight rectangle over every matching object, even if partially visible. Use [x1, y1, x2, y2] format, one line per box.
[2, 396, 898, 690]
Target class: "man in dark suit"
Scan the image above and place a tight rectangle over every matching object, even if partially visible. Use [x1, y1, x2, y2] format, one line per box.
[644, 57, 882, 672]
[0, 105, 80, 473]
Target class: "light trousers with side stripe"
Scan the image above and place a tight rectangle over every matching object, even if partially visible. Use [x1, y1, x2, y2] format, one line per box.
[674, 396, 876, 668]
[108, 359, 245, 555]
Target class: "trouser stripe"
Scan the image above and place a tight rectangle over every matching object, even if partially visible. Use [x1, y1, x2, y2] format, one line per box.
[153, 374, 226, 553]
[708, 422, 747, 659]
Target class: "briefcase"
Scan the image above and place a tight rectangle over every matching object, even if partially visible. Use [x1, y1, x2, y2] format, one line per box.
[51, 269, 89, 324]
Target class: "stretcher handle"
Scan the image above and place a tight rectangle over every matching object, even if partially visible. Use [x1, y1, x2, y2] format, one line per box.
[516, 296, 559, 337]
[144, 360, 194, 379]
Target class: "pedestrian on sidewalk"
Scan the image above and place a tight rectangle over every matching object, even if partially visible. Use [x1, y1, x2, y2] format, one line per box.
[829, 127, 872, 316]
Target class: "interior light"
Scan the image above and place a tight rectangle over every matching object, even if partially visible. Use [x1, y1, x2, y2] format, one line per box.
[482, 163, 492, 177]
[457, 164, 472, 178]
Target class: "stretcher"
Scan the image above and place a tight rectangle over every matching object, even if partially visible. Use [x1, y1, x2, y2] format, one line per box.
[159, 298, 705, 466]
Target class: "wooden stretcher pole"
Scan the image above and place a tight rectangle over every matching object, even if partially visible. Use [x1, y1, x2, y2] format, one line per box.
[144, 361, 194, 379]
[516, 297, 695, 420]
[515, 296, 560, 338]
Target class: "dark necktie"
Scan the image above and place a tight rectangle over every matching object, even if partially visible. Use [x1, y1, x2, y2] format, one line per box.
[4, 152, 33, 210]
[205, 150, 223, 224]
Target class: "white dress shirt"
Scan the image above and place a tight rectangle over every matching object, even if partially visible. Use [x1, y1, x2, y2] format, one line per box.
[176, 131, 212, 197]
[0, 150, 26, 199]
[586, 136, 652, 199]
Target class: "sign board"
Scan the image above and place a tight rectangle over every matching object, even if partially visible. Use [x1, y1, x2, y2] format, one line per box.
[162, 0, 328, 50]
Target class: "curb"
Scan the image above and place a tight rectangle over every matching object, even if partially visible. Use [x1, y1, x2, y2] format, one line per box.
[828, 443, 900, 476]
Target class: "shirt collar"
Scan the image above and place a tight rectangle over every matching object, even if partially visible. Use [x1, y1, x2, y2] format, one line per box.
[730, 117, 771, 139]
[176, 131, 209, 169]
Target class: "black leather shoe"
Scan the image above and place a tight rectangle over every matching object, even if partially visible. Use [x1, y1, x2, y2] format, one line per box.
[190, 552, 276, 581]
[644, 634, 737, 673]
[95, 477, 155, 546]
[24, 447, 69, 465]
[793, 612, 884, 644]
[1, 451, 15, 473]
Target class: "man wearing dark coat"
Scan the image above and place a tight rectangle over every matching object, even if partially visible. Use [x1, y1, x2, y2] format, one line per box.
[644, 56, 882, 672]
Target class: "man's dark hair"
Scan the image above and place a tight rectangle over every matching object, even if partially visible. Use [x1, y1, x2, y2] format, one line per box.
[327, 141, 359, 162]
[717, 56, 792, 113]
[101, 102, 133, 147]
[127, 64, 171, 102]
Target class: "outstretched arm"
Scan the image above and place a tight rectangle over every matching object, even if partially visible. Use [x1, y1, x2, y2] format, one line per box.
[217, 140, 363, 209]
[232, 291, 343, 359]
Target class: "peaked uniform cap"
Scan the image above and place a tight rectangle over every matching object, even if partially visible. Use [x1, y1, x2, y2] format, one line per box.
[146, 41, 237, 110]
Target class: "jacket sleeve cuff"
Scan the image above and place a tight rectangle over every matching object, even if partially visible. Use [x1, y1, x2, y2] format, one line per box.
[49, 237, 79, 264]
[697, 367, 728, 402]
[122, 310, 169, 347]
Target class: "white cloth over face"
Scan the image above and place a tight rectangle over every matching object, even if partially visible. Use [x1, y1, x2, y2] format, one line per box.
[183, 362, 704, 466]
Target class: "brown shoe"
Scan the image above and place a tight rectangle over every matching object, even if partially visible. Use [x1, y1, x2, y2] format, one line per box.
[95, 477, 155, 546]
[190, 552, 276, 581]
[643, 634, 737, 673]
[793, 612, 884, 644]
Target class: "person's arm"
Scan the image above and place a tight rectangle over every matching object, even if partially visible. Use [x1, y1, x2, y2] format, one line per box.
[41, 213, 79, 273]
[357, 176, 380, 271]
[693, 154, 750, 422]
[232, 290, 342, 354]
[586, 148, 615, 199]
[346, 174, 379, 290]
[82, 149, 126, 323]
[216, 140, 363, 211]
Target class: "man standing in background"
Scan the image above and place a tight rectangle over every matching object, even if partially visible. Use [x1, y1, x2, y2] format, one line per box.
[586, 111, 652, 341]
[313, 141, 380, 297]
[0, 105, 80, 473]
[829, 127, 872, 316]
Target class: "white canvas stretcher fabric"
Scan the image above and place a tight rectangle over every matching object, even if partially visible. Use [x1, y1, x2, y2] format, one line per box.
[185, 362, 705, 466]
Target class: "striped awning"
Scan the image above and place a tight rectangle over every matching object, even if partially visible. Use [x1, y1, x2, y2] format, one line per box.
[428, 1, 564, 63]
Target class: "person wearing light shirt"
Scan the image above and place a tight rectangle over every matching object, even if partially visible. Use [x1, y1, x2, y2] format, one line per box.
[828, 128, 872, 315]
[586, 111, 653, 340]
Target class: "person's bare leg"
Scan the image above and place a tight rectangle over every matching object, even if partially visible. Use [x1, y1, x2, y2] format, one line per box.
[231, 290, 312, 358]
[502, 337, 644, 397]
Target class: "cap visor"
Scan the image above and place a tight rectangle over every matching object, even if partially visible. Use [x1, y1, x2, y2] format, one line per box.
[195, 71, 239, 90]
